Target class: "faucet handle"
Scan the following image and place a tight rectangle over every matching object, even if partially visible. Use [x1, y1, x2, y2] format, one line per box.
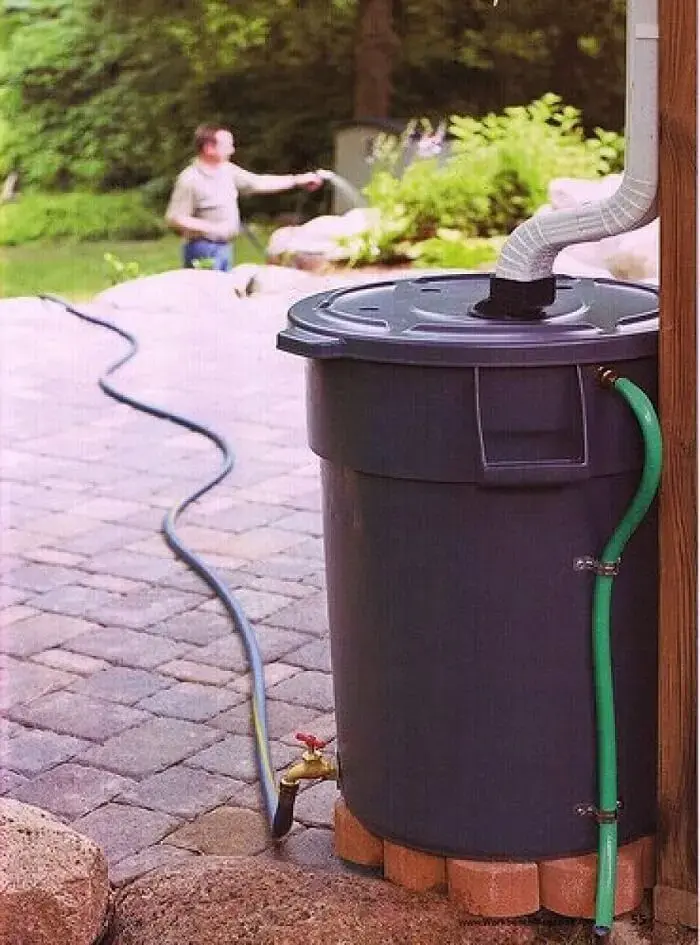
[295, 732, 328, 753]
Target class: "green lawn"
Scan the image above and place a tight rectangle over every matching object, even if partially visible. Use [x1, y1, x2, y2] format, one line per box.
[0, 232, 266, 301]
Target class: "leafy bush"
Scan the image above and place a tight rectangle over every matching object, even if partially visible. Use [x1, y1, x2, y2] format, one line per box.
[408, 231, 507, 270]
[353, 95, 624, 266]
[0, 191, 167, 246]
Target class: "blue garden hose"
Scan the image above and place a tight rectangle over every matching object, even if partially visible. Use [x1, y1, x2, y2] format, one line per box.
[40, 294, 282, 829]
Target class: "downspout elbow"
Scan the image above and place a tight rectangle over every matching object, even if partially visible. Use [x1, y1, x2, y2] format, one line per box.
[489, 0, 658, 309]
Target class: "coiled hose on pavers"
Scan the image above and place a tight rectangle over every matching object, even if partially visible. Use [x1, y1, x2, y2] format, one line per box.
[40, 298, 661, 942]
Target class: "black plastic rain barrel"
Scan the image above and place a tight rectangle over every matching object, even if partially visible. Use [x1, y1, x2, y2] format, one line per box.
[277, 273, 658, 861]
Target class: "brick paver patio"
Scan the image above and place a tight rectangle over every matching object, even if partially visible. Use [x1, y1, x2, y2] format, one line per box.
[0, 287, 351, 886]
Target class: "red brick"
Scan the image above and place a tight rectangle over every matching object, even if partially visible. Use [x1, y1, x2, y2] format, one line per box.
[383, 841, 446, 892]
[538, 843, 644, 918]
[632, 835, 655, 889]
[447, 859, 540, 917]
[333, 799, 383, 868]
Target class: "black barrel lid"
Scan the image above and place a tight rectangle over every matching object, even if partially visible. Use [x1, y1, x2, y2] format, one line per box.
[277, 273, 658, 366]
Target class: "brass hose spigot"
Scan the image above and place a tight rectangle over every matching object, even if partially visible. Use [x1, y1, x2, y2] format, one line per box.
[272, 733, 338, 839]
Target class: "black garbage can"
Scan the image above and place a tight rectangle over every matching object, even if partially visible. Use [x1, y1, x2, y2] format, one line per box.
[277, 273, 658, 861]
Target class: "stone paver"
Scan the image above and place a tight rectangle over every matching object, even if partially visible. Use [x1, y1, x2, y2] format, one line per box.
[74, 802, 180, 863]
[264, 594, 329, 638]
[136, 681, 244, 722]
[0, 612, 99, 657]
[79, 716, 224, 777]
[9, 690, 150, 741]
[65, 626, 191, 668]
[185, 734, 297, 782]
[0, 289, 343, 887]
[118, 765, 254, 818]
[209, 698, 321, 739]
[109, 844, 197, 888]
[69, 665, 172, 704]
[267, 670, 335, 712]
[2, 728, 90, 775]
[10, 762, 135, 820]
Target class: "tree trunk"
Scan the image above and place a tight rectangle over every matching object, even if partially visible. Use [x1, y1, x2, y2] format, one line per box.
[353, 0, 398, 120]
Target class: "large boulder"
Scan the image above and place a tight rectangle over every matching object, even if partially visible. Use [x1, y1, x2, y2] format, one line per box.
[108, 857, 534, 945]
[0, 798, 109, 945]
[266, 208, 381, 271]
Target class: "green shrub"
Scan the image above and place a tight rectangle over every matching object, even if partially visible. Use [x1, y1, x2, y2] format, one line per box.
[0, 191, 167, 246]
[408, 231, 507, 270]
[354, 94, 624, 266]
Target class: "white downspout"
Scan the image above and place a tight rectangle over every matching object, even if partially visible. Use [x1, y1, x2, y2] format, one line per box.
[491, 0, 658, 293]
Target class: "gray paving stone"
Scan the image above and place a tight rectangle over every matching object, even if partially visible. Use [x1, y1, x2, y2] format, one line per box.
[0, 612, 101, 657]
[59, 523, 152, 555]
[80, 549, 178, 582]
[194, 625, 307, 672]
[136, 681, 243, 722]
[77, 586, 203, 631]
[76, 572, 151, 595]
[65, 626, 190, 669]
[221, 572, 317, 601]
[209, 699, 321, 740]
[0, 586, 31, 607]
[264, 594, 329, 638]
[2, 729, 90, 775]
[272, 510, 324, 536]
[78, 716, 223, 777]
[0, 769, 29, 795]
[186, 735, 297, 783]
[267, 671, 334, 712]
[32, 648, 109, 676]
[293, 779, 339, 828]
[2, 563, 78, 594]
[118, 765, 253, 818]
[288, 537, 325, 561]
[9, 690, 150, 741]
[10, 762, 135, 820]
[148, 609, 232, 645]
[24, 583, 112, 618]
[158, 659, 234, 686]
[73, 803, 180, 864]
[0, 656, 76, 711]
[110, 844, 197, 888]
[240, 555, 319, 582]
[70, 666, 172, 704]
[221, 586, 293, 622]
[285, 639, 332, 672]
[190, 501, 287, 533]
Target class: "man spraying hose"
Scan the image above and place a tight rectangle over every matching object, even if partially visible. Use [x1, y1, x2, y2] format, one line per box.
[165, 124, 324, 271]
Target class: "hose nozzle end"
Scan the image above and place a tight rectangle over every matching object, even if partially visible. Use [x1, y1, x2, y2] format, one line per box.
[271, 780, 299, 839]
[592, 925, 612, 943]
[598, 367, 619, 389]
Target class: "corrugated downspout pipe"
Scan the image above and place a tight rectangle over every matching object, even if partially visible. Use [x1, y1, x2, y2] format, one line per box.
[482, 0, 658, 318]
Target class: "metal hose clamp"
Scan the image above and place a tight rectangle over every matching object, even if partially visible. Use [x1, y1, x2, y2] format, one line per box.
[574, 556, 621, 577]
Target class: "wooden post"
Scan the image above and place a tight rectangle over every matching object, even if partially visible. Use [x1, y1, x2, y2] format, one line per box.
[656, 0, 698, 927]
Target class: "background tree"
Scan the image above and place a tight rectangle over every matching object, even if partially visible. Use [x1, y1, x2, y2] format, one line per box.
[0, 0, 626, 194]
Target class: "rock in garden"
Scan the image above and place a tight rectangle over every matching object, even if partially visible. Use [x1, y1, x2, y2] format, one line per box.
[96, 269, 246, 315]
[108, 856, 535, 945]
[266, 208, 380, 271]
[0, 798, 109, 945]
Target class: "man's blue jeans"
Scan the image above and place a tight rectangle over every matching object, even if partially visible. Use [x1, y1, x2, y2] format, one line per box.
[183, 239, 233, 272]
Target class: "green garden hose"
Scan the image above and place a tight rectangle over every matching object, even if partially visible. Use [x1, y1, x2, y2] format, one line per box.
[592, 369, 662, 939]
